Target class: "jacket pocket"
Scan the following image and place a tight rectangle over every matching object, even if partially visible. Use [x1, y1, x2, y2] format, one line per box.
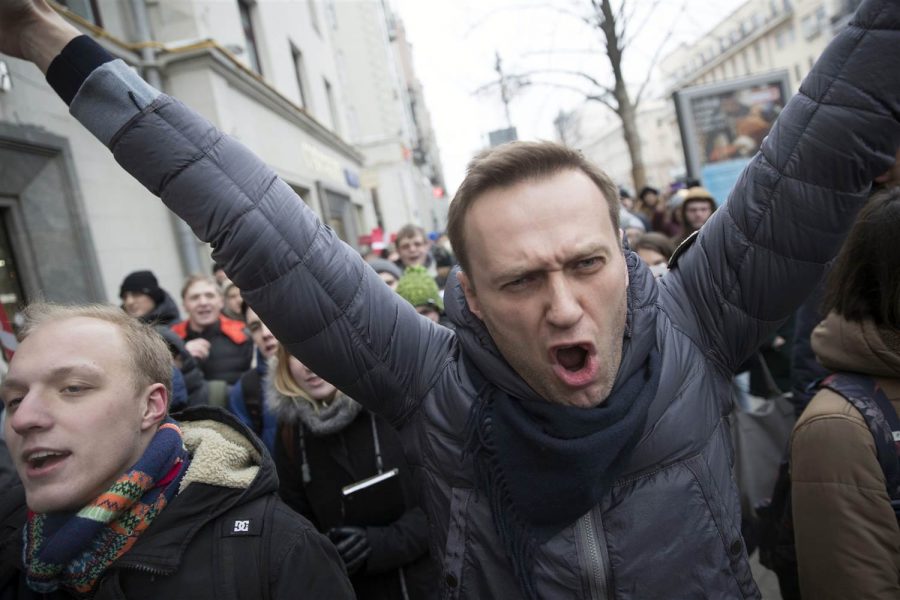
[442, 487, 472, 600]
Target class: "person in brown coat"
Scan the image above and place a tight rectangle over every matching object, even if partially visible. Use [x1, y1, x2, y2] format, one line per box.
[791, 186, 900, 600]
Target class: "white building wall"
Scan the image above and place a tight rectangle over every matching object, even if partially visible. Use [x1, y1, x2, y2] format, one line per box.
[0, 54, 186, 304]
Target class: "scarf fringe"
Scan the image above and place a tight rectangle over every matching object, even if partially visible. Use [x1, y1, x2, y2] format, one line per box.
[464, 394, 540, 600]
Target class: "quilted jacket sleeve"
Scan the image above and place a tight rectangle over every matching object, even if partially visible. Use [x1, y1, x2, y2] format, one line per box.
[661, 0, 900, 373]
[67, 64, 456, 427]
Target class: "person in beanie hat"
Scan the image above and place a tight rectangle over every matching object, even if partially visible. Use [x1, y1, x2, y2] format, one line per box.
[395, 266, 443, 323]
[367, 259, 402, 290]
[679, 186, 717, 242]
[119, 270, 180, 326]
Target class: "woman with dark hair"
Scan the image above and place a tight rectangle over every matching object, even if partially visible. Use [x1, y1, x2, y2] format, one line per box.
[269, 344, 435, 600]
[790, 187, 900, 599]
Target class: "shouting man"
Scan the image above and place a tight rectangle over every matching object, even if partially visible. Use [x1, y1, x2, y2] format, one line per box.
[2, 0, 899, 597]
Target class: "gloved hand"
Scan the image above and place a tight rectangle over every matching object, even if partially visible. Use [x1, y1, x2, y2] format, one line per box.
[327, 526, 371, 575]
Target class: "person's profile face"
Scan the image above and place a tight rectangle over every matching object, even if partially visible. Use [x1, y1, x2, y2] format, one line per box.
[245, 308, 277, 359]
[458, 169, 629, 408]
[378, 271, 399, 290]
[122, 291, 155, 318]
[397, 234, 429, 268]
[287, 356, 338, 402]
[183, 280, 223, 330]
[225, 286, 243, 316]
[1, 317, 153, 513]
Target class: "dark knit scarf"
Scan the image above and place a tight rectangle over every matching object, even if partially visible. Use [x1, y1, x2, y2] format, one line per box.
[24, 418, 190, 596]
[464, 347, 660, 599]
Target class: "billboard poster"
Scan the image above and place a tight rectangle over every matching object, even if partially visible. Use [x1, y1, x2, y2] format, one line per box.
[674, 71, 790, 205]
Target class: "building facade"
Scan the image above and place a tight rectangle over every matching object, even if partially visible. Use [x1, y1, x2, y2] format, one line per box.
[0, 0, 383, 327]
[660, 0, 862, 92]
[332, 0, 447, 235]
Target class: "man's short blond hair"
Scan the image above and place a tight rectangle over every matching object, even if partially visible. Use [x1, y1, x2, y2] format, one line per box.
[17, 302, 173, 400]
[447, 141, 620, 278]
[181, 274, 222, 299]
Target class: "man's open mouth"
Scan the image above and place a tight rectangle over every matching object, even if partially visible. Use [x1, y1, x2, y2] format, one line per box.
[550, 344, 598, 388]
[556, 345, 589, 372]
[24, 450, 70, 474]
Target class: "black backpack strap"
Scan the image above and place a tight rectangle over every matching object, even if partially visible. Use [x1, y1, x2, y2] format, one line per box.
[215, 494, 274, 600]
[239, 369, 265, 436]
[820, 373, 900, 502]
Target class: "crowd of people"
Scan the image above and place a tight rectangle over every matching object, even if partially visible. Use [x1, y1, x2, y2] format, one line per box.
[0, 0, 899, 599]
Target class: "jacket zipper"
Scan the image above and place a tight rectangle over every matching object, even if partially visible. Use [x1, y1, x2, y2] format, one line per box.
[577, 509, 610, 600]
[116, 561, 175, 577]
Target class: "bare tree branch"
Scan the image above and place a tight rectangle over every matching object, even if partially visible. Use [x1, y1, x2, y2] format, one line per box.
[621, 0, 665, 48]
[464, 2, 591, 38]
[516, 67, 615, 94]
[528, 79, 619, 113]
[521, 48, 604, 58]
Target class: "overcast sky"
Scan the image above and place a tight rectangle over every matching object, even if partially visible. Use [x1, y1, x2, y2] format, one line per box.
[391, 0, 748, 195]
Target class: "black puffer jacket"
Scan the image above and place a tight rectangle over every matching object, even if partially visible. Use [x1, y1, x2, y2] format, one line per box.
[57, 3, 900, 596]
[0, 407, 354, 600]
[270, 377, 436, 600]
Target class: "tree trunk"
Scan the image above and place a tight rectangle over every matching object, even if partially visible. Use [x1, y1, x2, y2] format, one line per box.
[618, 98, 647, 193]
[598, 0, 648, 193]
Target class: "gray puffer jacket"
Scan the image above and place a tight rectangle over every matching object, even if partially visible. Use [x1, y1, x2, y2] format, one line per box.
[64, 2, 900, 597]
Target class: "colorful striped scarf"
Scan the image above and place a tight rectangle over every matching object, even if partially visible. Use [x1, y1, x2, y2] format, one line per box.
[23, 418, 190, 595]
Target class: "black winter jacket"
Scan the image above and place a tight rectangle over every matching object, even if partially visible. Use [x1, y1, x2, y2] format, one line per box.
[0, 407, 354, 600]
[272, 388, 436, 600]
[171, 317, 253, 384]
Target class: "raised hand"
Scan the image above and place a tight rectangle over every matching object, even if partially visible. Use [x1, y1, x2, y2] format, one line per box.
[0, 0, 80, 72]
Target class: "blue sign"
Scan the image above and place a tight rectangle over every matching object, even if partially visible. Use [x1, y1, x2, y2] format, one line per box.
[700, 158, 751, 205]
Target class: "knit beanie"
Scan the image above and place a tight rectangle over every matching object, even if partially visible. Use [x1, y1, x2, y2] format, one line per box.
[368, 258, 402, 280]
[396, 266, 443, 312]
[119, 270, 165, 305]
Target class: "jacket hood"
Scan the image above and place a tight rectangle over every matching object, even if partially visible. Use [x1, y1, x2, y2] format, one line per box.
[264, 359, 363, 435]
[811, 312, 900, 379]
[140, 290, 181, 326]
[444, 250, 660, 402]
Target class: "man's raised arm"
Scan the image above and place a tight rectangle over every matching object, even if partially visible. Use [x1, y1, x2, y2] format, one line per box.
[0, 0, 455, 424]
[661, 0, 900, 374]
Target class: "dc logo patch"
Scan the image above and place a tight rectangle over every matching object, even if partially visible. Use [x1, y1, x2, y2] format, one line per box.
[225, 517, 260, 537]
[233, 520, 250, 533]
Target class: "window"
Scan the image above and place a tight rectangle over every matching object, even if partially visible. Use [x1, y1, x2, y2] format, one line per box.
[801, 8, 827, 40]
[57, 0, 102, 26]
[238, 0, 262, 74]
[775, 24, 795, 49]
[754, 44, 763, 65]
[323, 77, 340, 135]
[290, 43, 309, 108]
[794, 63, 802, 84]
